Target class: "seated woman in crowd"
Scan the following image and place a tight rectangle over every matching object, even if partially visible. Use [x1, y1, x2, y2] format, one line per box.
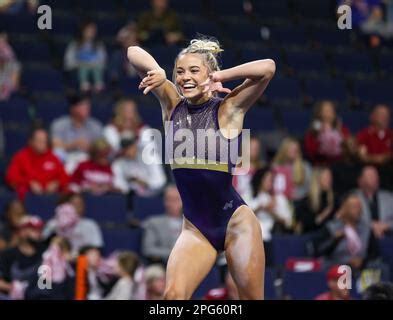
[272, 137, 312, 202]
[296, 167, 337, 234]
[249, 167, 293, 266]
[304, 100, 352, 166]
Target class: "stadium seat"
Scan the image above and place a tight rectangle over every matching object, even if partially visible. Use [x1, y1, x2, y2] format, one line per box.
[340, 111, 368, 133]
[378, 236, 393, 268]
[84, 193, 128, 224]
[271, 235, 311, 266]
[192, 265, 222, 299]
[265, 267, 277, 300]
[304, 78, 348, 102]
[280, 110, 311, 135]
[354, 80, 393, 105]
[24, 193, 58, 221]
[102, 227, 142, 255]
[0, 191, 17, 214]
[282, 271, 328, 299]
[244, 108, 276, 131]
[0, 97, 31, 123]
[133, 194, 165, 221]
[265, 78, 302, 102]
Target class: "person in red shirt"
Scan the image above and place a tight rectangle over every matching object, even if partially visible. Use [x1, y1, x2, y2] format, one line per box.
[357, 104, 393, 166]
[304, 100, 351, 166]
[5, 128, 69, 199]
[315, 265, 351, 300]
[70, 138, 116, 194]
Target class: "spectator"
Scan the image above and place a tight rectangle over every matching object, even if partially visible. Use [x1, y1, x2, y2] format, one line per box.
[142, 185, 182, 264]
[51, 94, 103, 173]
[312, 193, 373, 271]
[112, 137, 166, 197]
[42, 193, 104, 258]
[296, 167, 337, 234]
[74, 246, 113, 300]
[272, 137, 312, 201]
[0, 29, 21, 101]
[5, 128, 69, 199]
[304, 100, 351, 166]
[25, 236, 75, 300]
[233, 136, 265, 200]
[64, 21, 106, 93]
[249, 167, 293, 266]
[103, 98, 155, 155]
[104, 251, 139, 300]
[136, 0, 183, 46]
[0, 0, 38, 14]
[0, 199, 28, 250]
[144, 264, 166, 300]
[70, 138, 116, 195]
[337, 0, 382, 29]
[357, 104, 393, 166]
[314, 265, 351, 300]
[108, 22, 139, 84]
[0, 216, 45, 298]
[363, 282, 393, 300]
[355, 166, 393, 239]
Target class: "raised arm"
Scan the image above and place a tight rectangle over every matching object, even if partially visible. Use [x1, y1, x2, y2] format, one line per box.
[127, 46, 181, 119]
[217, 59, 276, 112]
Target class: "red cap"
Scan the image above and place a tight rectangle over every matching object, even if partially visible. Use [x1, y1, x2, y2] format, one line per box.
[18, 216, 44, 231]
[326, 265, 346, 281]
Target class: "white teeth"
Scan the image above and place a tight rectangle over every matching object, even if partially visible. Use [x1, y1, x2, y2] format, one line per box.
[183, 84, 196, 89]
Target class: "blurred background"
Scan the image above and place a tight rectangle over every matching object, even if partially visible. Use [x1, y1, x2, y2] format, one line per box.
[0, 0, 393, 300]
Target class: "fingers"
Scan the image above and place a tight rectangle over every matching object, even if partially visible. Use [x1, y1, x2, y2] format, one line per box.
[143, 85, 154, 95]
[219, 87, 232, 94]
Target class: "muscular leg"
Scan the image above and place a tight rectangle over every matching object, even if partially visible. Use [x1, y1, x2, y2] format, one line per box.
[224, 205, 265, 300]
[164, 219, 218, 300]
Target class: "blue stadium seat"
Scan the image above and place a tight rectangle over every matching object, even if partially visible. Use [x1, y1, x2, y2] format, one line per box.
[283, 271, 328, 299]
[84, 193, 128, 224]
[133, 194, 165, 220]
[244, 108, 276, 131]
[332, 52, 376, 76]
[265, 78, 302, 102]
[304, 78, 347, 101]
[102, 227, 142, 255]
[254, 0, 290, 18]
[271, 235, 310, 266]
[311, 26, 352, 47]
[0, 97, 31, 123]
[24, 193, 58, 221]
[11, 40, 51, 62]
[138, 105, 164, 129]
[295, 0, 334, 19]
[265, 267, 277, 300]
[379, 52, 393, 77]
[1, 14, 36, 34]
[35, 99, 69, 126]
[280, 110, 311, 135]
[270, 26, 309, 47]
[378, 236, 393, 268]
[23, 68, 64, 93]
[51, 15, 78, 36]
[3, 128, 29, 158]
[0, 191, 17, 214]
[340, 111, 368, 133]
[286, 50, 328, 74]
[192, 266, 222, 299]
[354, 80, 393, 105]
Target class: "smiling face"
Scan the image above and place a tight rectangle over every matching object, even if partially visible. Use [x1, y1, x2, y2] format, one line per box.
[175, 53, 211, 104]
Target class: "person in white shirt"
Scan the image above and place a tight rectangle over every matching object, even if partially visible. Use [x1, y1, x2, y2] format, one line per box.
[104, 251, 139, 300]
[112, 137, 166, 197]
[249, 166, 293, 266]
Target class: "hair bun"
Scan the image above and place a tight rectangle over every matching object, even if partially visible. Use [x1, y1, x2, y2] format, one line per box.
[189, 39, 223, 54]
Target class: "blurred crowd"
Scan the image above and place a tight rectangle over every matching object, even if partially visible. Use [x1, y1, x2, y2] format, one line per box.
[1, 0, 393, 300]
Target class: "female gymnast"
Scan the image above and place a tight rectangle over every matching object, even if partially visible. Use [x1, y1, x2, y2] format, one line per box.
[127, 37, 275, 300]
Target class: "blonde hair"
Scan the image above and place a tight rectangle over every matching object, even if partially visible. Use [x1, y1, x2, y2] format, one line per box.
[112, 98, 141, 130]
[273, 137, 305, 185]
[309, 167, 334, 213]
[172, 37, 223, 93]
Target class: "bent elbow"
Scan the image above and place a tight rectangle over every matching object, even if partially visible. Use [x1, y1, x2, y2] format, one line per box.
[127, 46, 140, 60]
[265, 59, 276, 79]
